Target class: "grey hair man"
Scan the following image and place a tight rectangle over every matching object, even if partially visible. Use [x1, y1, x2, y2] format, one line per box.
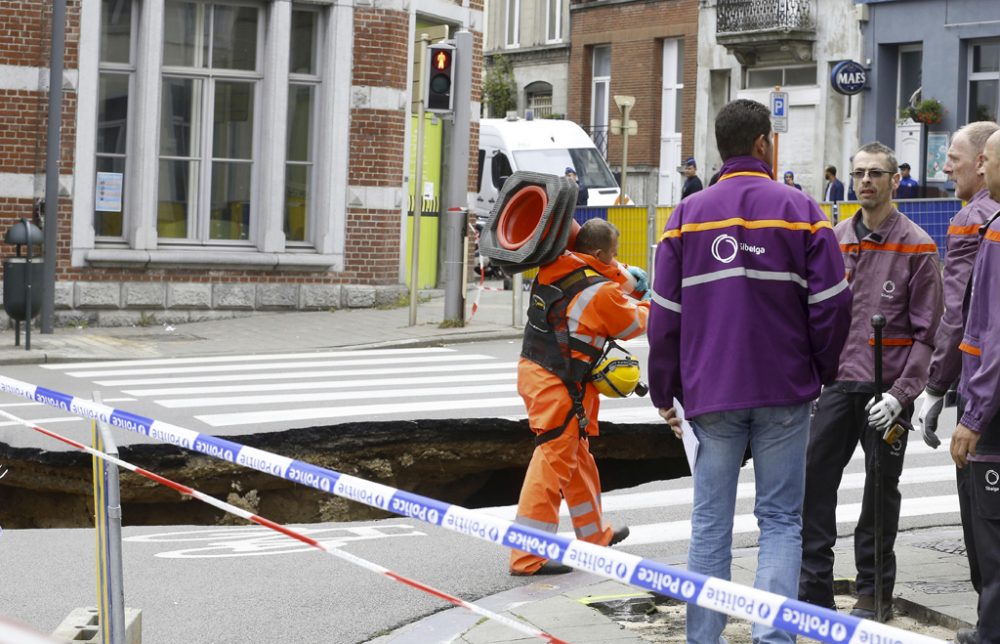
[918, 120, 1000, 643]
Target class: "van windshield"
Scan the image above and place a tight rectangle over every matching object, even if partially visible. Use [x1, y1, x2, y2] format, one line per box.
[513, 149, 618, 190]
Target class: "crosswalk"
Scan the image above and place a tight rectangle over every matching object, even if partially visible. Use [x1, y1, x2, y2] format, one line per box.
[36, 344, 660, 429]
[13, 344, 962, 550]
[483, 437, 962, 549]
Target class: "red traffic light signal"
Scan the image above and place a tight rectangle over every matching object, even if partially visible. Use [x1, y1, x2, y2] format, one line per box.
[425, 43, 456, 114]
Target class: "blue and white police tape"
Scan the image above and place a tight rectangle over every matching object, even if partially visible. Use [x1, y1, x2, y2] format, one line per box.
[0, 410, 568, 644]
[0, 375, 946, 644]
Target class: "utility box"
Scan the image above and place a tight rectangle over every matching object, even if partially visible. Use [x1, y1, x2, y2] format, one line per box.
[2, 218, 43, 348]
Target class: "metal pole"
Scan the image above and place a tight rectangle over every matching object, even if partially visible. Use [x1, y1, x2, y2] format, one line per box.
[871, 313, 886, 622]
[41, 0, 67, 334]
[443, 30, 473, 324]
[24, 219, 32, 351]
[619, 103, 630, 204]
[408, 35, 429, 327]
[93, 392, 126, 643]
[772, 132, 779, 180]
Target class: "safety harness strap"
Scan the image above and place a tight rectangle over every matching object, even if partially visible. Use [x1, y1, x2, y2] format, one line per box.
[522, 266, 610, 446]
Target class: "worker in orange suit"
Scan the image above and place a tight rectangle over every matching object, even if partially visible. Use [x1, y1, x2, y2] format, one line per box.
[510, 217, 650, 576]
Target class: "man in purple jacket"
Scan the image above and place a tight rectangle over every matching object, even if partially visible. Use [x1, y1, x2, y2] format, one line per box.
[648, 98, 852, 644]
[913, 121, 999, 643]
[949, 128, 1000, 644]
[798, 142, 943, 621]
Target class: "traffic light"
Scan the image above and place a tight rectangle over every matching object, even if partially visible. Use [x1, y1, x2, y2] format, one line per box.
[425, 42, 456, 114]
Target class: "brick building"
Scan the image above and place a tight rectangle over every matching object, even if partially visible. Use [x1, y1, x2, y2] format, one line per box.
[567, 0, 699, 205]
[485, 0, 699, 206]
[0, 0, 481, 326]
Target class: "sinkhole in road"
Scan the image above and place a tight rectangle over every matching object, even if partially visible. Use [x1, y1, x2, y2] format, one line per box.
[0, 417, 688, 529]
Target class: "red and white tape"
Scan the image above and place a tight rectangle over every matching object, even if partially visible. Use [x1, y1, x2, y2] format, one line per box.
[0, 410, 569, 644]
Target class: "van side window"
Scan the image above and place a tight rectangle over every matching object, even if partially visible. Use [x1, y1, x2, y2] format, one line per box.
[477, 149, 486, 192]
[491, 153, 513, 189]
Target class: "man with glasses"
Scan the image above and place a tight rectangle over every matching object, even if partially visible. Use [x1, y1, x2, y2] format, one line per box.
[799, 142, 943, 621]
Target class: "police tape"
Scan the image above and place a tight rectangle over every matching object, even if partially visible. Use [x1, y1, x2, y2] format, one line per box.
[0, 375, 946, 644]
[0, 411, 568, 644]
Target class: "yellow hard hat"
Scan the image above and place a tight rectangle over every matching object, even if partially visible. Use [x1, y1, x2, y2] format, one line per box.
[591, 355, 641, 398]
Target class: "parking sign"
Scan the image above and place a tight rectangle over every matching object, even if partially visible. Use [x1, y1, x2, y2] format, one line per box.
[770, 91, 788, 133]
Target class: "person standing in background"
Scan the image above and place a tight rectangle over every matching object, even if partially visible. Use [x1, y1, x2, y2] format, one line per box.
[896, 162, 920, 199]
[565, 167, 589, 206]
[784, 170, 802, 191]
[681, 157, 703, 199]
[825, 165, 845, 202]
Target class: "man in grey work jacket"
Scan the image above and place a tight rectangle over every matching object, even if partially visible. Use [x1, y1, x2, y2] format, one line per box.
[948, 128, 1000, 644]
[648, 98, 852, 644]
[798, 141, 944, 621]
[914, 121, 1000, 642]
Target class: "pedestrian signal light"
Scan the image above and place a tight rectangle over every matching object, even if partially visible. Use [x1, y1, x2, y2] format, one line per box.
[425, 43, 456, 114]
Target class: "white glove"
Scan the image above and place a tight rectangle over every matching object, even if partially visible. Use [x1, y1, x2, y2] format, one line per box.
[916, 390, 944, 449]
[866, 393, 902, 432]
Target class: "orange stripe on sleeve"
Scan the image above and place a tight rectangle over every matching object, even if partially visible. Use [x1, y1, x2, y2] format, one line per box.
[985, 229, 1000, 244]
[843, 241, 937, 254]
[959, 341, 982, 356]
[948, 224, 981, 236]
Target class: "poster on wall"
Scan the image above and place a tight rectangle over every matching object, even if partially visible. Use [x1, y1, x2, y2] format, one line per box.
[926, 133, 950, 183]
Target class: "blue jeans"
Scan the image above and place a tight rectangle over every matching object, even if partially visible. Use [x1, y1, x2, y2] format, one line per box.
[686, 404, 811, 644]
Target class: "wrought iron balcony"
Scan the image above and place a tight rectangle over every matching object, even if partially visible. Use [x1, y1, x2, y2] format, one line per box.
[716, 0, 816, 65]
[717, 0, 814, 34]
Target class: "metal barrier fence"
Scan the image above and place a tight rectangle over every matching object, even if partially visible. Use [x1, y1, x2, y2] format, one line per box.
[565, 198, 961, 272]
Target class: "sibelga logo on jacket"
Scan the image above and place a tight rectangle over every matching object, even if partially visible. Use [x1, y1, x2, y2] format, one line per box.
[986, 469, 1000, 492]
[711, 233, 765, 264]
[881, 280, 896, 300]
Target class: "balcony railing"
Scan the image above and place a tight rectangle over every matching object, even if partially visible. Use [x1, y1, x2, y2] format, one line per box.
[582, 125, 608, 159]
[717, 0, 814, 34]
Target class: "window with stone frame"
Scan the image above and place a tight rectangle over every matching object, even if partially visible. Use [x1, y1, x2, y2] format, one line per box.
[79, 0, 349, 267]
[969, 40, 1000, 122]
[545, 0, 561, 43]
[159, 1, 260, 242]
[505, 0, 520, 47]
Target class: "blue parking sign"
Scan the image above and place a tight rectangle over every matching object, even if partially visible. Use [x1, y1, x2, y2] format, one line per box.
[770, 91, 789, 133]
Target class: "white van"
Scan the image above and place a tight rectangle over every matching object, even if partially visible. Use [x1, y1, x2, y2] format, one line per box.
[474, 116, 622, 220]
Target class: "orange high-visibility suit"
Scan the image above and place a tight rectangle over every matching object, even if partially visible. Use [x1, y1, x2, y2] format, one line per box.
[510, 251, 650, 574]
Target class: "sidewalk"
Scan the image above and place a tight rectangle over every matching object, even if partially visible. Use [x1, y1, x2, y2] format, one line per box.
[0, 283, 526, 365]
[0, 282, 976, 643]
[378, 526, 975, 643]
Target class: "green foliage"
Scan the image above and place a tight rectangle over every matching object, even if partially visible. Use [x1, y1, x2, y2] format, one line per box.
[483, 54, 518, 117]
[903, 98, 945, 125]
